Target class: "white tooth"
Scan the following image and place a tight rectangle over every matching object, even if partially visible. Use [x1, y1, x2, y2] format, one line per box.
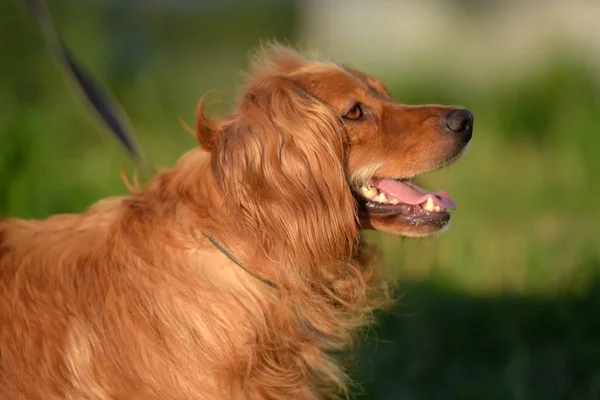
[422, 197, 435, 212]
[360, 186, 376, 199]
[389, 198, 400, 205]
[375, 193, 388, 203]
[433, 205, 442, 212]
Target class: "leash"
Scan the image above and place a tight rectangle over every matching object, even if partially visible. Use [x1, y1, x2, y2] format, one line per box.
[21, 0, 154, 177]
[22, 0, 276, 289]
[203, 234, 278, 289]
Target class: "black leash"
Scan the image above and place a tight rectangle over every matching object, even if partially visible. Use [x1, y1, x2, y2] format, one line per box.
[21, 0, 153, 177]
[203, 234, 278, 289]
[22, 0, 277, 290]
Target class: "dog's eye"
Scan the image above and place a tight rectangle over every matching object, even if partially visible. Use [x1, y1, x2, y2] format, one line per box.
[344, 103, 363, 120]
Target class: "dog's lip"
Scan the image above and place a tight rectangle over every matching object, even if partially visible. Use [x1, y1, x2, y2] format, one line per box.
[352, 174, 454, 228]
[355, 192, 451, 220]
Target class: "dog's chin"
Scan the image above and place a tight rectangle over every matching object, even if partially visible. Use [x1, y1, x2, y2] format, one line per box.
[356, 198, 451, 237]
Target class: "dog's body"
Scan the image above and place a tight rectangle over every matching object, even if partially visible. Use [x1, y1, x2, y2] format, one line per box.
[0, 46, 472, 399]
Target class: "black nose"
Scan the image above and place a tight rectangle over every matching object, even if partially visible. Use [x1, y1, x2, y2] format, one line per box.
[445, 109, 474, 142]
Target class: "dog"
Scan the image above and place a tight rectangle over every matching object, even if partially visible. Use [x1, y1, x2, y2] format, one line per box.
[0, 44, 473, 399]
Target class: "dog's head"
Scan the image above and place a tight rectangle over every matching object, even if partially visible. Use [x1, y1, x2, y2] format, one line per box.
[196, 45, 472, 261]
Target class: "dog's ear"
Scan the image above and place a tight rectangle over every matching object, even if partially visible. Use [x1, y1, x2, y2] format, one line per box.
[195, 94, 221, 152]
[195, 46, 307, 152]
[212, 76, 358, 266]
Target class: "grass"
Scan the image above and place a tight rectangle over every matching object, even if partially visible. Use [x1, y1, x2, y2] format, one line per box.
[1, 1, 599, 398]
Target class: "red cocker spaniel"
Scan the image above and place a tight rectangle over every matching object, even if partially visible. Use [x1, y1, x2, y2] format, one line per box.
[0, 45, 473, 399]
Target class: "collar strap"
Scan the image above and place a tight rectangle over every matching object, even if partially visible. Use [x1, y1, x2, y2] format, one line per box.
[203, 233, 278, 289]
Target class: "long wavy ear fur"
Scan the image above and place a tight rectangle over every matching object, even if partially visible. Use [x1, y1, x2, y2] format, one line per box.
[195, 92, 222, 151]
[212, 68, 358, 269]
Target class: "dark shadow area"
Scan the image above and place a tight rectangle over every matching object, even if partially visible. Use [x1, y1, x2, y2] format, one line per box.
[355, 265, 600, 399]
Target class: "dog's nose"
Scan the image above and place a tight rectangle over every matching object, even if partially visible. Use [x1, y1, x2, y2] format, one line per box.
[445, 109, 474, 142]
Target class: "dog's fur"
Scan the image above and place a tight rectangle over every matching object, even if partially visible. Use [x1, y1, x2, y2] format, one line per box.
[0, 45, 470, 399]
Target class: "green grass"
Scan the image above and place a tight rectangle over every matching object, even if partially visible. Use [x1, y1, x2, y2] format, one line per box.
[2, 1, 599, 398]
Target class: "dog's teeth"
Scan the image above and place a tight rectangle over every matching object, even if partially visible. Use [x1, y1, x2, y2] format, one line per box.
[422, 197, 436, 212]
[360, 185, 377, 199]
[375, 193, 388, 203]
[433, 205, 442, 212]
[389, 198, 400, 205]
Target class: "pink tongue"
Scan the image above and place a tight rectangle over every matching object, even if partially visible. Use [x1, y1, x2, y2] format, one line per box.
[372, 178, 457, 210]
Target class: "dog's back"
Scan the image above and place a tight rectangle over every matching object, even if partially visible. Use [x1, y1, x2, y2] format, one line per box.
[0, 190, 292, 400]
[0, 200, 125, 398]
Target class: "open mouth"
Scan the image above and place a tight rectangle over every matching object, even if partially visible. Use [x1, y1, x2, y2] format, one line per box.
[353, 177, 456, 228]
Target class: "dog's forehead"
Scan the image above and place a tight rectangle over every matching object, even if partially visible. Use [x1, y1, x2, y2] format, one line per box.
[293, 64, 380, 101]
[342, 66, 391, 98]
[302, 63, 391, 101]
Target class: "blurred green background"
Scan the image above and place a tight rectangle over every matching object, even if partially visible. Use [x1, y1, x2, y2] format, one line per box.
[2, 0, 600, 398]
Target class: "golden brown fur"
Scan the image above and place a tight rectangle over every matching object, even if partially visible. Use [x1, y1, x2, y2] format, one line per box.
[0, 45, 471, 399]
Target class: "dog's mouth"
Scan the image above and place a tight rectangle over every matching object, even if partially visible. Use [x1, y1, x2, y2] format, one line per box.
[353, 177, 456, 232]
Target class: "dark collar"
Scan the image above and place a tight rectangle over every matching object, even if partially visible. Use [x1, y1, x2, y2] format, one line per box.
[203, 233, 278, 289]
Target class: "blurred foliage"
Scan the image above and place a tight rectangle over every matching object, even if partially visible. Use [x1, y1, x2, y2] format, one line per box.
[1, 1, 600, 399]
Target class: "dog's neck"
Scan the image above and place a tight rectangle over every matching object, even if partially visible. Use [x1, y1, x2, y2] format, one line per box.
[142, 148, 356, 283]
[116, 148, 388, 397]
[133, 144, 382, 305]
